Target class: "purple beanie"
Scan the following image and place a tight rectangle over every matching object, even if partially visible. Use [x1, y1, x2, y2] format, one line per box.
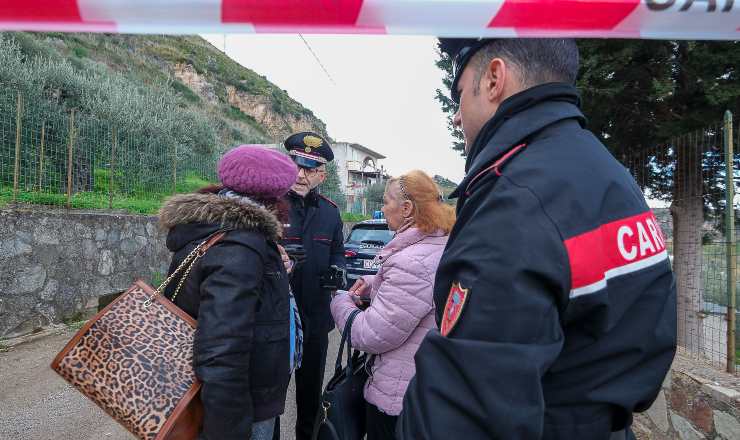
[217, 145, 298, 198]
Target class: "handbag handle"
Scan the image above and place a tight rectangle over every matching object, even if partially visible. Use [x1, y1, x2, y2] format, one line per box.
[334, 310, 355, 372]
[335, 309, 361, 373]
[144, 230, 226, 307]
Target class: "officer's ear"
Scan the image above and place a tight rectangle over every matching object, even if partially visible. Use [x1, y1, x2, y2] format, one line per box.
[482, 57, 508, 104]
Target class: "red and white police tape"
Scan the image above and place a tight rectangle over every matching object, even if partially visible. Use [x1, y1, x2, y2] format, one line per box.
[0, 0, 737, 40]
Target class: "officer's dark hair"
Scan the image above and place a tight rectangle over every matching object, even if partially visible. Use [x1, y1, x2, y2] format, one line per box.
[471, 39, 579, 91]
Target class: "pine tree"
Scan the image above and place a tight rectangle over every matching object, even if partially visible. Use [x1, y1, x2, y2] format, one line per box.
[434, 41, 465, 155]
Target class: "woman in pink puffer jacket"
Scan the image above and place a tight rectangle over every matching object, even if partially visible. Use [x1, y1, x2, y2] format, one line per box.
[331, 170, 455, 440]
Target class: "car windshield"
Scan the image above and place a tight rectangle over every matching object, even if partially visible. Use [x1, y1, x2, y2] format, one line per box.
[347, 227, 394, 246]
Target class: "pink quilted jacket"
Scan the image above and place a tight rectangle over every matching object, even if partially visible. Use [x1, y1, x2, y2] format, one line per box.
[330, 227, 447, 416]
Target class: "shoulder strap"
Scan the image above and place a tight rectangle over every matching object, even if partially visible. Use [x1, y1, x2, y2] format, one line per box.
[334, 309, 361, 372]
[147, 231, 226, 306]
[170, 231, 226, 301]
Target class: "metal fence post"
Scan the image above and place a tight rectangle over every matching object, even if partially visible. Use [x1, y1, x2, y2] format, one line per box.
[12, 92, 22, 202]
[66, 109, 75, 209]
[172, 144, 178, 194]
[110, 127, 116, 209]
[724, 110, 736, 373]
[37, 121, 45, 191]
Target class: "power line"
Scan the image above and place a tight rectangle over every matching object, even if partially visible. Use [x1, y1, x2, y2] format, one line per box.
[299, 34, 336, 86]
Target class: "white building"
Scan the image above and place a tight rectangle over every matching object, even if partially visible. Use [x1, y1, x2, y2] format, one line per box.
[331, 142, 387, 196]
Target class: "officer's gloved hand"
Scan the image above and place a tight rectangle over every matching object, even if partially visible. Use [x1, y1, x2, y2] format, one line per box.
[320, 265, 347, 291]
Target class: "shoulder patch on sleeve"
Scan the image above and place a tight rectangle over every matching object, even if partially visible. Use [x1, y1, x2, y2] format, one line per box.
[440, 282, 470, 337]
[319, 194, 338, 208]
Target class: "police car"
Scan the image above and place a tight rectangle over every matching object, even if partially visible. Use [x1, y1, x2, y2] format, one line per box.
[344, 218, 394, 284]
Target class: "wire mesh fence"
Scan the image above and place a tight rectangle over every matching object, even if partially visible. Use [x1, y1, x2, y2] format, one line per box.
[0, 89, 382, 218]
[621, 111, 739, 373]
[0, 90, 220, 213]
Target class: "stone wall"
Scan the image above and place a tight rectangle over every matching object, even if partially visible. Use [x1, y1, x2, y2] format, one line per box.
[634, 349, 740, 440]
[0, 207, 169, 339]
[1, 208, 358, 340]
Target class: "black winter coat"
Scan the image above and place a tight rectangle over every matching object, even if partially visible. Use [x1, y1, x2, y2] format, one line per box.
[399, 84, 677, 440]
[282, 190, 345, 335]
[159, 193, 291, 440]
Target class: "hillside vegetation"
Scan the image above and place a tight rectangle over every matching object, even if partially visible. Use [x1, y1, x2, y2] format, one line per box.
[434, 175, 458, 205]
[0, 32, 332, 213]
[0, 32, 328, 147]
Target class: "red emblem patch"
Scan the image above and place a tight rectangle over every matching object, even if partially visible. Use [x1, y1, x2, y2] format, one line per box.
[440, 282, 469, 337]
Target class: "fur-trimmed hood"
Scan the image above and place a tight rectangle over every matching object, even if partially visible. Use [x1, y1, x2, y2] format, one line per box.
[158, 193, 282, 242]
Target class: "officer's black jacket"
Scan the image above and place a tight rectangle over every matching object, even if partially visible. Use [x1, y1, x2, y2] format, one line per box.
[399, 83, 677, 439]
[283, 189, 345, 335]
[159, 192, 291, 440]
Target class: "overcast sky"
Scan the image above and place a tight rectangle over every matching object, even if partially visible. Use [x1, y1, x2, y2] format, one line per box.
[202, 34, 467, 183]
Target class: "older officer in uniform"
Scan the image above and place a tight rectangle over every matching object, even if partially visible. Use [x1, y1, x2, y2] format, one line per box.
[282, 131, 346, 440]
[399, 39, 677, 440]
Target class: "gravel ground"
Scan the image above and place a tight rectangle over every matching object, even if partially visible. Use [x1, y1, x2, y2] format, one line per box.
[0, 328, 340, 440]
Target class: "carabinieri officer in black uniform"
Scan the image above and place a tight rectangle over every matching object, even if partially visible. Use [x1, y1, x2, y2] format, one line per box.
[399, 39, 677, 440]
[282, 131, 346, 440]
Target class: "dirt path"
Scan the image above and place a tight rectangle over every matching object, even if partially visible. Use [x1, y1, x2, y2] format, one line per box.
[0, 328, 339, 440]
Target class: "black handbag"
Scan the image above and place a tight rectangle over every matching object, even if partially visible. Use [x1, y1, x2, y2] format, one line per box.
[312, 309, 369, 440]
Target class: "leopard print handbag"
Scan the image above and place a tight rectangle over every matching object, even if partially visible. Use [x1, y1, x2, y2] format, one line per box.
[51, 231, 225, 440]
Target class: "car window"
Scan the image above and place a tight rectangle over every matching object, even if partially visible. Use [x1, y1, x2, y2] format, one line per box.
[347, 227, 394, 245]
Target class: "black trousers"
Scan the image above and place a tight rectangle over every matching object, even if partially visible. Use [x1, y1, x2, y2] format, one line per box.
[295, 331, 330, 440]
[366, 402, 398, 440]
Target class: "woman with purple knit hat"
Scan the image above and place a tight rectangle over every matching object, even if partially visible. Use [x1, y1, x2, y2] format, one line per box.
[159, 145, 298, 440]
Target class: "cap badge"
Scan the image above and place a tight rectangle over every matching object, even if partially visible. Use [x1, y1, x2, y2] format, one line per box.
[440, 282, 469, 337]
[303, 135, 323, 149]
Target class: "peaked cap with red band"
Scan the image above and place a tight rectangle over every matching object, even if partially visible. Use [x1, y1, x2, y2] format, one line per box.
[284, 131, 334, 169]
